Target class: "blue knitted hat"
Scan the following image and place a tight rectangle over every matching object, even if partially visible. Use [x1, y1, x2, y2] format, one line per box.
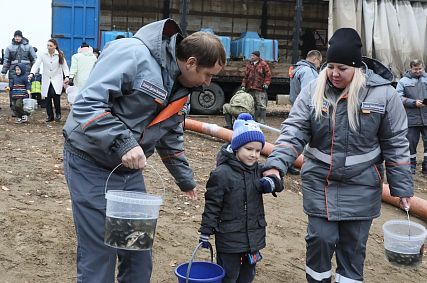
[231, 113, 265, 151]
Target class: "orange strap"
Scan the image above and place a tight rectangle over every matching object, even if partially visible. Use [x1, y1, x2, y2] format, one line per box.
[147, 96, 188, 128]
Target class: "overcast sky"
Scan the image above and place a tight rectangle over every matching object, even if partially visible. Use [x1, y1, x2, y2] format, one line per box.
[1, 0, 51, 55]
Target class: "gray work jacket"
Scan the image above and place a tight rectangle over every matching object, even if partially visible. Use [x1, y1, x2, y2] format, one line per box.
[396, 71, 427, 126]
[63, 19, 196, 191]
[265, 62, 413, 221]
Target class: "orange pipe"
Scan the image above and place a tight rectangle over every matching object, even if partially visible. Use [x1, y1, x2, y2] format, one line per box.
[185, 118, 427, 219]
[184, 118, 303, 167]
[382, 184, 427, 220]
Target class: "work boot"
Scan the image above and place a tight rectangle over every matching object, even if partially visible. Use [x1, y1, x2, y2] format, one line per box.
[224, 114, 233, 130]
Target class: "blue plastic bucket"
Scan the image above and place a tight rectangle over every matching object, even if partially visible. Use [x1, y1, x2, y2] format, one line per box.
[175, 261, 225, 283]
[175, 242, 225, 283]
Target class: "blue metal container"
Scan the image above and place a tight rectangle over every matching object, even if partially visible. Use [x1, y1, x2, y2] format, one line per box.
[200, 28, 231, 60]
[231, 32, 279, 62]
[52, 0, 100, 64]
[100, 31, 134, 49]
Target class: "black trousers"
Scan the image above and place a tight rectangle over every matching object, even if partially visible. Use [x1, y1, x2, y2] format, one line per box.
[217, 252, 256, 283]
[46, 83, 61, 118]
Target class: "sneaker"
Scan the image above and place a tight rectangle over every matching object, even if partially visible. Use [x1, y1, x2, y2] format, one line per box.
[15, 118, 23, 124]
[21, 115, 28, 123]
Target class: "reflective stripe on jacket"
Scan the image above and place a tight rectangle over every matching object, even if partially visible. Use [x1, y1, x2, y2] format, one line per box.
[396, 71, 427, 126]
[265, 66, 413, 221]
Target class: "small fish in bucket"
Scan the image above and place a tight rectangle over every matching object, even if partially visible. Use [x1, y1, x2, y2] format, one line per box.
[383, 208, 427, 268]
[104, 164, 163, 251]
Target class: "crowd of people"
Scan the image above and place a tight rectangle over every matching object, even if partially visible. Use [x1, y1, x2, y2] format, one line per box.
[1, 30, 98, 123]
[1, 21, 426, 283]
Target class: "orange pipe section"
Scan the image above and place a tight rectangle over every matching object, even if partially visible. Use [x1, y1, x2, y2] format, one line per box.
[382, 184, 427, 220]
[184, 118, 302, 167]
[185, 118, 427, 219]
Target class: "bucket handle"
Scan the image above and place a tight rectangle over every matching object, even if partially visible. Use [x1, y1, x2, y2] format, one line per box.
[185, 242, 214, 283]
[104, 163, 166, 196]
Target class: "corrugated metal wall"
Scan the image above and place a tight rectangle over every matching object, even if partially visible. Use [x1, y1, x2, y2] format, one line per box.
[99, 0, 329, 63]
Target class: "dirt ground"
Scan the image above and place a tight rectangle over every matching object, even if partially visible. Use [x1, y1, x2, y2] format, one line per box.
[0, 96, 426, 283]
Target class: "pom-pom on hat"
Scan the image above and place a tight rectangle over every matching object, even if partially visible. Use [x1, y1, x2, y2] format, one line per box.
[326, 28, 362, 68]
[231, 113, 265, 151]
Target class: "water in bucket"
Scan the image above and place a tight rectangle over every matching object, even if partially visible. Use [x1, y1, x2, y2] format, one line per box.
[383, 220, 427, 267]
[104, 190, 162, 251]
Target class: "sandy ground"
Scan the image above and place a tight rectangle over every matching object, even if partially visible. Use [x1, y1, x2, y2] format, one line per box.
[0, 96, 426, 283]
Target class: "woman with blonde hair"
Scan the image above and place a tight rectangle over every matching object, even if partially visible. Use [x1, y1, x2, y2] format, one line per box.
[263, 28, 413, 282]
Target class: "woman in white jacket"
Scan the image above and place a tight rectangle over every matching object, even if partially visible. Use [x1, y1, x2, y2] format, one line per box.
[29, 38, 69, 122]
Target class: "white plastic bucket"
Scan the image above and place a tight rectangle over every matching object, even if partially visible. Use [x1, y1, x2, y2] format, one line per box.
[104, 190, 163, 250]
[66, 85, 79, 105]
[23, 98, 37, 112]
[383, 220, 427, 267]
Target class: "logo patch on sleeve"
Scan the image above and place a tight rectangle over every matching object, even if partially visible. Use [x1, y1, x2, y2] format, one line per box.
[361, 102, 385, 114]
[140, 80, 167, 102]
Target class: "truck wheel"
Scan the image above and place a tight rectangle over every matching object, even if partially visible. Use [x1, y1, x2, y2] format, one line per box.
[190, 83, 225, 114]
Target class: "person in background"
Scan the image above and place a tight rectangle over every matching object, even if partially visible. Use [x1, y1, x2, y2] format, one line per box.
[222, 89, 255, 129]
[115, 34, 126, 40]
[289, 50, 322, 105]
[62, 19, 226, 283]
[241, 50, 271, 124]
[1, 30, 37, 117]
[6, 64, 31, 123]
[29, 38, 69, 122]
[68, 42, 97, 90]
[396, 59, 427, 175]
[263, 28, 413, 282]
[92, 48, 101, 59]
[199, 113, 283, 283]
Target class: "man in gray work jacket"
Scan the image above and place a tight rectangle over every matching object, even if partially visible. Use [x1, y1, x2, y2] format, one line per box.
[397, 59, 427, 175]
[289, 49, 322, 105]
[63, 19, 226, 283]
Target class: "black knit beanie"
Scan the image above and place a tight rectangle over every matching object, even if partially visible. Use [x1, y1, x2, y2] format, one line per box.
[251, 50, 260, 57]
[14, 30, 23, 37]
[326, 28, 362, 67]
